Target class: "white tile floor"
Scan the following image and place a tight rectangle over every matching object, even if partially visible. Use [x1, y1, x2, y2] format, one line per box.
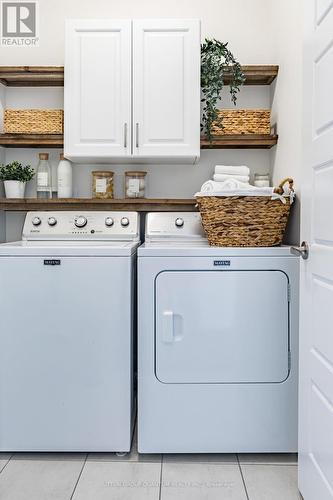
[0, 434, 301, 500]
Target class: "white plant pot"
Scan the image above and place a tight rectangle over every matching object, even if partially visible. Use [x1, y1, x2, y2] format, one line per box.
[4, 180, 26, 199]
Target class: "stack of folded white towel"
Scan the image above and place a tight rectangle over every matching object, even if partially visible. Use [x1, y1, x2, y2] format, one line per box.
[200, 165, 252, 193]
[213, 165, 250, 185]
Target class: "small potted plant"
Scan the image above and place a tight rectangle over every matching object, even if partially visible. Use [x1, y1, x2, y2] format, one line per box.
[0, 161, 35, 198]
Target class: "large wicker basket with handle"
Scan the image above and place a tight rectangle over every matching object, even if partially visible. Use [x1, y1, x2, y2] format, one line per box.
[196, 178, 294, 247]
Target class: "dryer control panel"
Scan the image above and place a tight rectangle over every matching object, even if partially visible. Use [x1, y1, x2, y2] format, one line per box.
[145, 212, 206, 241]
[23, 211, 140, 241]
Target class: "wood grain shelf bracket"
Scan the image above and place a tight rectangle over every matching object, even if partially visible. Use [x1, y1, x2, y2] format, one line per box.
[0, 198, 198, 212]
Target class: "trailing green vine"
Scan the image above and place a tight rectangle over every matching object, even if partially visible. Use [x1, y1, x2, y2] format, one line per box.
[201, 38, 245, 140]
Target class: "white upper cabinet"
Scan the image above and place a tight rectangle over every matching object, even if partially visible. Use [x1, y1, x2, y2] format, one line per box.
[64, 20, 132, 161]
[64, 19, 200, 163]
[132, 19, 201, 160]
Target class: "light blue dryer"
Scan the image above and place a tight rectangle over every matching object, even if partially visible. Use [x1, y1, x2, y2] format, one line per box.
[138, 212, 299, 453]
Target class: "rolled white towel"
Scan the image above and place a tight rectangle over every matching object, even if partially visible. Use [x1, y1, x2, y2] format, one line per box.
[200, 179, 251, 193]
[200, 180, 220, 192]
[215, 165, 250, 176]
[213, 173, 250, 183]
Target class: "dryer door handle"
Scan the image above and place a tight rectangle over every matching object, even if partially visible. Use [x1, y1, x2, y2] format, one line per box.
[162, 311, 174, 343]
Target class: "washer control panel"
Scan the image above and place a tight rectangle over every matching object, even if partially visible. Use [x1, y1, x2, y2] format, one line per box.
[23, 212, 140, 241]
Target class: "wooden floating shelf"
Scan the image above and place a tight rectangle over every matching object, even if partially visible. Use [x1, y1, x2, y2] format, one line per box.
[201, 134, 278, 149]
[0, 198, 197, 212]
[0, 134, 63, 148]
[0, 65, 278, 87]
[0, 133, 278, 149]
[223, 65, 279, 85]
[0, 66, 64, 87]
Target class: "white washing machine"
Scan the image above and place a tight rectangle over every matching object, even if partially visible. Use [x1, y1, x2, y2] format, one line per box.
[0, 211, 140, 452]
[138, 212, 299, 453]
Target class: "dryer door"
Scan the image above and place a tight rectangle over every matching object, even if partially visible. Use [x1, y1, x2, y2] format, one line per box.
[155, 270, 290, 384]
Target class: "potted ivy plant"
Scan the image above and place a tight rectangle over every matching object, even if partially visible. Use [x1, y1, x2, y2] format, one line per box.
[0, 161, 35, 198]
[201, 38, 245, 140]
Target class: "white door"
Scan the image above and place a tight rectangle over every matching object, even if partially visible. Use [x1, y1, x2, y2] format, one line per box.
[64, 20, 131, 160]
[132, 19, 201, 159]
[156, 270, 290, 384]
[298, 1, 333, 498]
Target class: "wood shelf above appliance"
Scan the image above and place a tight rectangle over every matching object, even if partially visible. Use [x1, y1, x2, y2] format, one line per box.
[0, 65, 278, 87]
[0, 134, 64, 148]
[0, 66, 64, 86]
[223, 65, 279, 85]
[0, 133, 278, 149]
[0, 198, 198, 212]
[200, 134, 278, 149]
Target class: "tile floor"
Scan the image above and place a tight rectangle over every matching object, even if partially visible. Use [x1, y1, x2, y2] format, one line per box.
[0, 432, 301, 500]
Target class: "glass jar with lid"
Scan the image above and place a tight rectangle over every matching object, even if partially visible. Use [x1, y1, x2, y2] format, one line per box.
[254, 173, 270, 187]
[92, 171, 114, 199]
[125, 171, 147, 198]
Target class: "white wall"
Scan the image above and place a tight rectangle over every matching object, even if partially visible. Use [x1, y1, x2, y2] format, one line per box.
[0, 0, 303, 243]
[269, 0, 303, 244]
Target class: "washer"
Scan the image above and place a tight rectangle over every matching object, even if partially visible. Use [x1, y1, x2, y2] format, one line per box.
[138, 212, 299, 453]
[0, 211, 140, 452]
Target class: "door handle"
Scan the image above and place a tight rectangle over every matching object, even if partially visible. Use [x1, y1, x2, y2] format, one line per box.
[124, 123, 127, 148]
[136, 123, 139, 148]
[291, 241, 309, 260]
[162, 311, 174, 343]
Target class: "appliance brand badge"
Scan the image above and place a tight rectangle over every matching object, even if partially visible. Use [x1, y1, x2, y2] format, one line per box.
[1, 1, 39, 46]
[214, 260, 231, 267]
[44, 259, 61, 266]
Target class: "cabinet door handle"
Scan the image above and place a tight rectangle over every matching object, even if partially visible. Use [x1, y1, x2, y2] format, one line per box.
[136, 123, 139, 148]
[124, 123, 127, 148]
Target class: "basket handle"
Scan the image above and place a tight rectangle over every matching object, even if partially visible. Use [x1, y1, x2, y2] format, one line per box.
[273, 177, 294, 195]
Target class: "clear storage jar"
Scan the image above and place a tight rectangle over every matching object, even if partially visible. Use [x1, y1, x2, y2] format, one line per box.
[125, 171, 147, 198]
[254, 173, 270, 187]
[92, 171, 114, 199]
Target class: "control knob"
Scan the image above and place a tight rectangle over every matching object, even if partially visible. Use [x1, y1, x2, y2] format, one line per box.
[121, 217, 130, 227]
[74, 216, 88, 228]
[48, 217, 57, 227]
[105, 217, 114, 227]
[32, 216, 41, 226]
[175, 217, 184, 228]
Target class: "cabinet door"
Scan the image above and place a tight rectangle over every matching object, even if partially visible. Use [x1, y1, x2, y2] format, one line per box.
[65, 20, 131, 160]
[133, 19, 201, 159]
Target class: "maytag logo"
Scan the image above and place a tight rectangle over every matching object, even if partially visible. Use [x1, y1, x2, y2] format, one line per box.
[214, 260, 231, 267]
[44, 259, 61, 266]
[1, 1, 39, 46]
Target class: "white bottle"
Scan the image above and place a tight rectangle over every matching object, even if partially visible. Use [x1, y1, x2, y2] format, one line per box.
[57, 153, 73, 198]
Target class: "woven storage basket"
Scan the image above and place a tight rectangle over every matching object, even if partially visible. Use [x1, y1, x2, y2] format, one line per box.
[211, 109, 271, 135]
[196, 178, 294, 247]
[4, 109, 63, 134]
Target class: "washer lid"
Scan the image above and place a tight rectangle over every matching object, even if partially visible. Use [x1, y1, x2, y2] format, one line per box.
[0, 240, 140, 257]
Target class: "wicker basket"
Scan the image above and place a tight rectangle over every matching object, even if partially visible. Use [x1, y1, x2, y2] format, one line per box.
[211, 109, 271, 135]
[196, 178, 294, 247]
[4, 109, 64, 134]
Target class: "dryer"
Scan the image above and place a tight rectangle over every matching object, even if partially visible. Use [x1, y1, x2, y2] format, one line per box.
[138, 212, 299, 453]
